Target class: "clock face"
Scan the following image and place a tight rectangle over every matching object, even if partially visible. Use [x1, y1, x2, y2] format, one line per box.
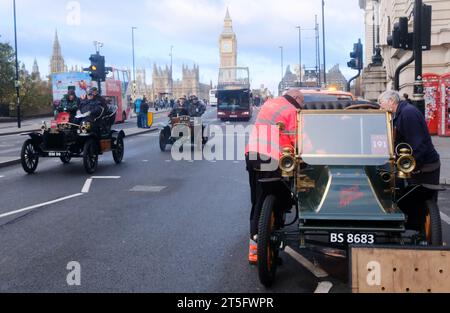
[222, 40, 232, 53]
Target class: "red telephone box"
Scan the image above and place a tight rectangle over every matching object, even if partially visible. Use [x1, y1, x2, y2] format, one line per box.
[423, 73, 440, 135]
[438, 73, 450, 137]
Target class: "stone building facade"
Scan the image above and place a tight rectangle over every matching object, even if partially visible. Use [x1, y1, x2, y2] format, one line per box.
[360, 0, 450, 99]
[150, 64, 210, 101]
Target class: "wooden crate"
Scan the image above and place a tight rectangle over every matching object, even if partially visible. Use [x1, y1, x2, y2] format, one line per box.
[350, 246, 450, 293]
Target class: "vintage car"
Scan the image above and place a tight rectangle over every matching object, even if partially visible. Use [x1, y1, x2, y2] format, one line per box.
[20, 106, 125, 175]
[159, 114, 208, 152]
[256, 100, 444, 287]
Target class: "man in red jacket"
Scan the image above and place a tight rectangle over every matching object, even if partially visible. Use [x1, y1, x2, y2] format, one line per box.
[245, 89, 304, 264]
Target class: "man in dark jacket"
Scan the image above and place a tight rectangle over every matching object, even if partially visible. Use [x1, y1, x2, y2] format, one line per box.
[379, 90, 440, 185]
[57, 89, 80, 122]
[141, 96, 150, 128]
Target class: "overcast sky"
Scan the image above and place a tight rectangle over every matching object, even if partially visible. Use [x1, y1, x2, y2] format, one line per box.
[0, 0, 365, 94]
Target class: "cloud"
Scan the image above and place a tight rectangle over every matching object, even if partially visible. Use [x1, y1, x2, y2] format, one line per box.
[0, 0, 365, 94]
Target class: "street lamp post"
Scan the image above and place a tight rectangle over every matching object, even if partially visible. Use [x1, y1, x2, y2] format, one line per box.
[13, 0, 21, 128]
[279, 46, 284, 94]
[322, 0, 327, 86]
[131, 26, 137, 84]
[170, 45, 173, 98]
[296, 26, 302, 86]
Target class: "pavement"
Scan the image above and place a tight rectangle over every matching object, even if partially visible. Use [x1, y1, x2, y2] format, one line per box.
[0, 107, 449, 292]
[433, 136, 450, 185]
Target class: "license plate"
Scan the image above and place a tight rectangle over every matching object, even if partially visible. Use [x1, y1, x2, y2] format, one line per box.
[48, 152, 62, 157]
[329, 233, 376, 245]
[230, 115, 237, 118]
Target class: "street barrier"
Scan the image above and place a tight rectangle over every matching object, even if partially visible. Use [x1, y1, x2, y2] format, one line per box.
[147, 112, 153, 128]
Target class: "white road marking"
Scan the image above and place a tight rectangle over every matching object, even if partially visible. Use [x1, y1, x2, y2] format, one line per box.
[0, 175, 4, 178]
[130, 185, 167, 192]
[285, 246, 329, 278]
[81, 179, 93, 193]
[440, 212, 450, 226]
[0, 193, 83, 219]
[81, 176, 121, 193]
[314, 281, 333, 293]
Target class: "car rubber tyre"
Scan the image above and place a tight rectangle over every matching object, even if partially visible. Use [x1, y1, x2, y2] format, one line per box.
[423, 199, 443, 246]
[258, 195, 280, 287]
[113, 135, 124, 164]
[60, 154, 71, 164]
[83, 139, 98, 174]
[21, 139, 39, 174]
[159, 129, 167, 152]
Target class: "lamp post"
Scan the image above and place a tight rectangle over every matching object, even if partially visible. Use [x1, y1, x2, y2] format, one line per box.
[13, 0, 21, 128]
[322, 0, 327, 86]
[131, 26, 137, 83]
[170, 45, 173, 98]
[296, 26, 302, 86]
[279, 46, 284, 94]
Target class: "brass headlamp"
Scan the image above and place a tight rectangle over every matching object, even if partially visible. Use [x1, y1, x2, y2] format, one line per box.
[41, 121, 48, 133]
[396, 144, 416, 179]
[80, 122, 91, 134]
[279, 147, 296, 177]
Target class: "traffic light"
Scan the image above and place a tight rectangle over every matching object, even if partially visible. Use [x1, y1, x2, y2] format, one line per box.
[387, 17, 412, 50]
[387, 4, 431, 51]
[87, 53, 106, 81]
[421, 4, 432, 51]
[347, 39, 363, 70]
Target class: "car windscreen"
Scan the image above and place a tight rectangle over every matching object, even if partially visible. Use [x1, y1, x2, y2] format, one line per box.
[299, 112, 391, 166]
[217, 90, 250, 110]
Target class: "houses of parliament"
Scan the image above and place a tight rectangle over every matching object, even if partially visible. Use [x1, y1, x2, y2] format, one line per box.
[46, 9, 238, 101]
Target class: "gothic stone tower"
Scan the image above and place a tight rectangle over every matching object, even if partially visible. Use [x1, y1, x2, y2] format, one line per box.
[219, 8, 237, 68]
[50, 30, 66, 74]
[182, 65, 200, 97]
[152, 64, 171, 99]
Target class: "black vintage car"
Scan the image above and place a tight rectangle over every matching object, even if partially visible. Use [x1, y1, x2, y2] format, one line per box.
[20, 105, 125, 174]
[255, 100, 444, 287]
[159, 111, 208, 152]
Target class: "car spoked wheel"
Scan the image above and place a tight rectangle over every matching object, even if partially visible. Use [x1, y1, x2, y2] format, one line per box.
[21, 139, 39, 174]
[423, 199, 443, 246]
[113, 135, 124, 164]
[83, 139, 98, 174]
[60, 153, 71, 164]
[258, 195, 280, 287]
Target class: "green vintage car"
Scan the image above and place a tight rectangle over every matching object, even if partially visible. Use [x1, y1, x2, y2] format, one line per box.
[257, 100, 444, 287]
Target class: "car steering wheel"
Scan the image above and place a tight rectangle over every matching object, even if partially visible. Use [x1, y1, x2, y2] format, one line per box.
[344, 104, 380, 110]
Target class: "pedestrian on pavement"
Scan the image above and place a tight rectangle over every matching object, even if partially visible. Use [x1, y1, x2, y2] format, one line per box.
[141, 96, 150, 128]
[403, 93, 413, 105]
[379, 90, 441, 185]
[135, 98, 142, 128]
[244, 88, 304, 265]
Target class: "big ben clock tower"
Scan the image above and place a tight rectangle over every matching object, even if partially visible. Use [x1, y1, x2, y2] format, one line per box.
[219, 8, 237, 68]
